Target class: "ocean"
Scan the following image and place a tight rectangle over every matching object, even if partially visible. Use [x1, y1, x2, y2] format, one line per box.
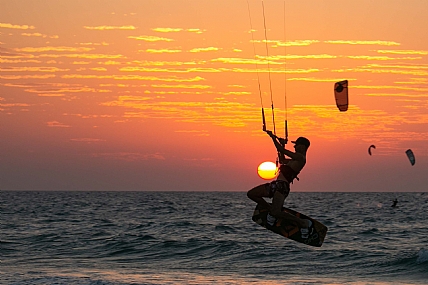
[1, 191, 427, 285]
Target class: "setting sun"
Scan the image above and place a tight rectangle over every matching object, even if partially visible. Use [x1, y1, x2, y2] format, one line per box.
[257, 161, 278, 180]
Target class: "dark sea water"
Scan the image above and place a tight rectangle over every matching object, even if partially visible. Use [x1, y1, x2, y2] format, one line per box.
[1, 191, 428, 285]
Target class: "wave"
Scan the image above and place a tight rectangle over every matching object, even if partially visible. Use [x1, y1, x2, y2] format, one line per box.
[3, 191, 428, 284]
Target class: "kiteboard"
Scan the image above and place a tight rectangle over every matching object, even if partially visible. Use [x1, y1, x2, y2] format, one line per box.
[252, 203, 328, 247]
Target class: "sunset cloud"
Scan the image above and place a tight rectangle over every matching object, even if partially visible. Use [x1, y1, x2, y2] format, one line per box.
[117, 66, 318, 74]
[365, 93, 428, 98]
[84, 25, 136, 30]
[287, 77, 351, 82]
[186, 28, 205, 34]
[0, 23, 35, 30]
[151, 84, 212, 89]
[347, 55, 420, 60]
[251, 39, 320, 46]
[212, 57, 275, 65]
[221, 91, 251, 96]
[377, 50, 428, 55]
[62, 74, 205, 82]
[10, 82, 110, 95]
[0, 74, 56, 79]
[189, 47, 219, 53]
[230, 67, 320, 74]
[3, 82, 69, 89]
[324, 40, 400, 46]
[0, 48, 31, 57]
[395, 78, 428, 84]
[366, 63, 428, 70]
[286, 105, 405, 140]
[0, 58, 41, 63]
[119, 67, 223, 73]
[211, 57, 272, 65]
[128, 35, 173, 42]
[16, 46, 94, 52]
[21, 33, 59, 38]
[153, 28, 182, 32]
[90, 67, 107, 71]
[98, 60, 122, 65]
[212, 55, 335, 65]
[37, 93, 65, 97]
[353, 85, 428, 92]
[63, 113, 114, 119]
[38, 53, 125, 59]
[144, 49, 182, 53]
[151, 28, 205, 34]
[332, 66, 428, 76]
[0, 102, 30, 108]
[78, 42, 109, 46]
[47, 121, 71, 127]
[0, 66, 69, 72]
[257, 54, 337, 60]
[130, 60, 201, 66]
[97, 97, 408, 138]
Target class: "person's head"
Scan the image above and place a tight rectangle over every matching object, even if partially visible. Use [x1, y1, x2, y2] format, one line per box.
[292, 137, 310, 153]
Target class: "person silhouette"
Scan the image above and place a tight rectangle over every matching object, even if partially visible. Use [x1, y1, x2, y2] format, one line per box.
[247, 130, 312, 238]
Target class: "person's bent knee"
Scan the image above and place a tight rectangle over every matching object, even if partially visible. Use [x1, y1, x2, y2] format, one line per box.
[247, 190, 260, 202]
[247, 184, 264, 198]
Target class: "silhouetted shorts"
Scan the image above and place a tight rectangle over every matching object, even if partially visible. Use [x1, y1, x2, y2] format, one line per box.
[265, 180, 290, 198]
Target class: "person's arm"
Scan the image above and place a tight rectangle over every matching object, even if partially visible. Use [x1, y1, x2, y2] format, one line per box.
[278, 156, 292, 164]
[266, 130, 305, 162]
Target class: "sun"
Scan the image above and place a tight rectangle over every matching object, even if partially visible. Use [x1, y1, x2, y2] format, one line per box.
[257, 161, 278, 180]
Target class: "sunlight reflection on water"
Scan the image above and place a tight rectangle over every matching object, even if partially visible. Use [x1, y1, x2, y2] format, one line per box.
[52, 269, 421, 285]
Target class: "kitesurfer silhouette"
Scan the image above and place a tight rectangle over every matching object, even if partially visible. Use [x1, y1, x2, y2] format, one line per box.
[247, 130, 312, 238]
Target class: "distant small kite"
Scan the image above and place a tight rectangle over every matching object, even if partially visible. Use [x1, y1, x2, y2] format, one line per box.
[405, 149, 415, 166]
[368, 145, 376, 156]
[334, 80, 348, 112]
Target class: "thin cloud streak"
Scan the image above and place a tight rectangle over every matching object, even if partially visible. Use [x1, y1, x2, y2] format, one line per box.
[0, 22, 35, 29]
[84, 25, 137, 30]
[128, 35, 174, 42]
[324, 40, 401, 46]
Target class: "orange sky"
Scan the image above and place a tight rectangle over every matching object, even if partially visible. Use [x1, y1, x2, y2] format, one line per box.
[1, 0, 427, 191]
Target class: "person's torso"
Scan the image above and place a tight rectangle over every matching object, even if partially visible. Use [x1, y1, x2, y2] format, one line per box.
[277, 156, 306, 183]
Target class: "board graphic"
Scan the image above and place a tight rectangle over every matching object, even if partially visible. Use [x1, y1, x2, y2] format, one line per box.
[252, 204, 328, 247]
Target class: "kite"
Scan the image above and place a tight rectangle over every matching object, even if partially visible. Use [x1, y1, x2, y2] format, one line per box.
[405, 149, 415, 166]
[368, 145, 376, 156]
[334, 80, 349, 112]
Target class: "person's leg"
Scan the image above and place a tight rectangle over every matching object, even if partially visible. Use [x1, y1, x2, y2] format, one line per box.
[270, 190, 308, 228]
[247, 184, 271, 210]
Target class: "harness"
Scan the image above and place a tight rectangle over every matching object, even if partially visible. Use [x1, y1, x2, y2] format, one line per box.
[279, 164, 300, 184]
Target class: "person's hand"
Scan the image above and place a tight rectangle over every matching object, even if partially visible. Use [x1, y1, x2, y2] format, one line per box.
[265, 130, 274, 137]
[278, 137, 288, 145]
